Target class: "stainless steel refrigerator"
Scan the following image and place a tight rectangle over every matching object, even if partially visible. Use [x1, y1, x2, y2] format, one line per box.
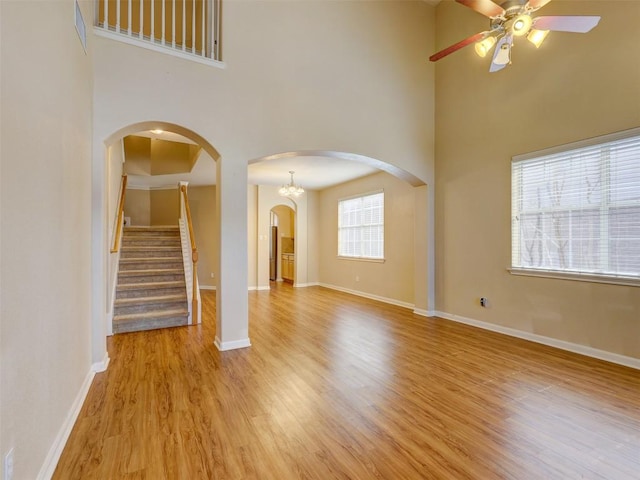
[269, 226, 278, 281]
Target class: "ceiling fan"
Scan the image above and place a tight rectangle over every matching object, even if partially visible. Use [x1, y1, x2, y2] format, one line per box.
[429, 0, 600, 72]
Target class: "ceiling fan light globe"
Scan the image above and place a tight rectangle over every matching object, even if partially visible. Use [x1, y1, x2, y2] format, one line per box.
[474, 36, 497, 58]
[511, 14, 533, 36]
[527, 29, 549, 48]
[494, 43, 511, 65]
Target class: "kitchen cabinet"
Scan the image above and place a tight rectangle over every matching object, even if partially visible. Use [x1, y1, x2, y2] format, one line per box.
[282, 254, 294, 282]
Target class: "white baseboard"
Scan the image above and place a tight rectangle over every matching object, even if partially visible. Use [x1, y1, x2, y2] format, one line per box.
[319, 283, 414, 310]
[214, 337, 252, 351]
[294, 282, 320, 288]
[200, 285, 216, 291]
[91, 352, 110, 373]
[248, 286, 270, 291]
[434, 310, 640, 371]
[413, 308, 436, 317]
[37, 368, 95, 479]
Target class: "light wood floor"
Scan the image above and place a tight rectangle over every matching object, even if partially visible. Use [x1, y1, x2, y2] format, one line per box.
[54, 283, 640, 479]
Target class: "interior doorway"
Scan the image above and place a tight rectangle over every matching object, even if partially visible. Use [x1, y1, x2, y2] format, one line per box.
[269, 212, 278, 281]
[269, 205, 296, 283]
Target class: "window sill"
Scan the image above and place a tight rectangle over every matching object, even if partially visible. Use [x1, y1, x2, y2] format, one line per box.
[337, 256, 385, 264]
[508, 268, 640, 288]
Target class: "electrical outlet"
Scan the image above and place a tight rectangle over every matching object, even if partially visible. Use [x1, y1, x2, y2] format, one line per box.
[210, 273, 215, 278]
[355, 275, 360, 282]
[480, 297, 488, 307]
[4, 448, 14, 480]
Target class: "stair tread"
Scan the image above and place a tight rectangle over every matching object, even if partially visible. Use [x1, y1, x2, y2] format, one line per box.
[121, 245, 182, 252]
[120, 257, 182, 262]
[115, 294, 186, 305]
[119, 268, 184, 274]
[114, 308, 188, 322]
[124, 226, 179, 230]
[117, 281, 185, 290]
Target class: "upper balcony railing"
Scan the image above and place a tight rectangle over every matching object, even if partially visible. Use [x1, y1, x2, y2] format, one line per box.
[95, 0, 222, 66]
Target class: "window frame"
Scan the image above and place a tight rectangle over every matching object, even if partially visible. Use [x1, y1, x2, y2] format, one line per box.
[337, 190, 385, 262]
[510, 127, 640, 287]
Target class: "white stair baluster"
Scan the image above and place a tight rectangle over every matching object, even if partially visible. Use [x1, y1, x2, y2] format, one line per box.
[172, 0, 176, 48]
[162, 0, 166, 45]
[140, 0, 144, 38]
[127, 0, 132, 35]
[182, 0, 186, 50]
[192, 0, 195, 53]
[116, 0, 121, 32]
[201, 0, 205, 57]
[151, 0, 155, 42]
[103, 0, 108, 30]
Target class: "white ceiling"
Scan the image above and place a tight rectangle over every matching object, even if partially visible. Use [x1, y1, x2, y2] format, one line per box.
[249, 155, 379, 190]
[126, 131, 381, 190]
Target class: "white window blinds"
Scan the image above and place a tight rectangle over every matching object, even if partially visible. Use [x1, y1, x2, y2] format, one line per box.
[512, 128, 640, 281]
[338, 192, 384, 259]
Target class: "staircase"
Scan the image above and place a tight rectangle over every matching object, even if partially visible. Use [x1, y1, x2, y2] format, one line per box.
[113, 226, 189, 333]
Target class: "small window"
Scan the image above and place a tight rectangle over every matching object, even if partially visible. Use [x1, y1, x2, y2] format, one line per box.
[511, 128, 640, 283]
[338, 191, 384, 260]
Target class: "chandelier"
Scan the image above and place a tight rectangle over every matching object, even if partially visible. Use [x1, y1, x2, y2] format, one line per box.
[278, 171, 305, 198]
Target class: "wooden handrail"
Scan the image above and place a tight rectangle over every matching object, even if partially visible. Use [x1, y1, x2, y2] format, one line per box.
[180, 185, 199, 324]
[111, 174, 128, 253]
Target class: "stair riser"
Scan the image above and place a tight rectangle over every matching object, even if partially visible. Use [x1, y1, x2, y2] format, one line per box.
[113, 315, 188, 334]
[122, 239, 181, 247]
[119, 260, 183, 271]
[118, 273, 185, 284]
[123, 231, 180, 236]
[120, 250, 182, 259]
[116, 287, 186, 299]
[115, 301, 188, 316]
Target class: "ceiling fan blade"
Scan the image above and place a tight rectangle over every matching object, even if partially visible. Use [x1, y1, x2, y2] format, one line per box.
[527, 0, 553, 10]
[533, 16, 601, 33]
[489, 35, 513, 73]
[429, 31, 488, 62]
[456, 0, 505, 18]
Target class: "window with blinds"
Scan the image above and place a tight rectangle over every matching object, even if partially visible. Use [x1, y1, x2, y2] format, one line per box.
[512, 128, 640, 282]
[338, 191, 384, 260]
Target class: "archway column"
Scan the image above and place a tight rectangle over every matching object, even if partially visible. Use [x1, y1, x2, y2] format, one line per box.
[215, 157, 251, 350]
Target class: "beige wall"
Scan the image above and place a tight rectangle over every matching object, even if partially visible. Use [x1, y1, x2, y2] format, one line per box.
[273, 205, 294, 238]
[150, 188, 179, 225]
[0, 1, 94, 478]
[188, 185, 217, 288]
[124, 188, 151, 226]
[434, 1, 640, 359]
[319, 171, 416, 305]
[124, 187, 180, 226]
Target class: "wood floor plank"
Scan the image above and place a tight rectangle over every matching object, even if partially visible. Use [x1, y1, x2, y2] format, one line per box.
[53, 284, 640, 479]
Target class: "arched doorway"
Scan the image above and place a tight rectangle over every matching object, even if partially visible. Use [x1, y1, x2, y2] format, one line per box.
[269, 205, 296, 283]
[102, 122, 219, 335]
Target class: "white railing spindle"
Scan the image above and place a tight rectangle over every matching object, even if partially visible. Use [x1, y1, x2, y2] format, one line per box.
[182, 0, 186, 51]
[116, 0, 121, 32]
[162, 0, 166, 45]
[151, 0, 155, 42]
[127, 0, 132, 35]
[172, 0, 176, 48]
[201, 0, 205, 57]
[214, 0, 219, 59]
[139, 0, 144, 39]
[192, 0, 196, 54]
[102, 0, 108, 30]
